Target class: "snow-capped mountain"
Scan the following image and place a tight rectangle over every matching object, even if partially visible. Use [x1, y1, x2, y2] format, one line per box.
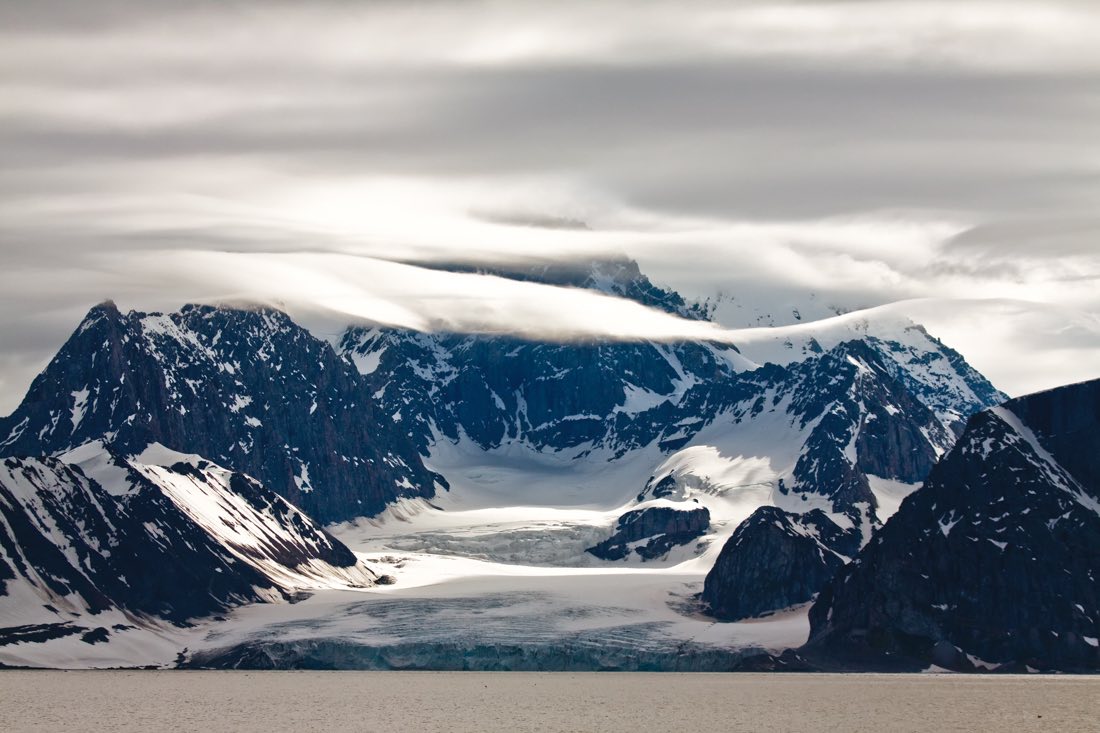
[806, 377, 1100, 672]
[721, 307, 1005, 436]
[0, 445, 377, 653]
[328, 260, 1006, 625]
[0, 301, 443, 523]
[0, 256, 1022, 669]
[343, 301, 999, 578]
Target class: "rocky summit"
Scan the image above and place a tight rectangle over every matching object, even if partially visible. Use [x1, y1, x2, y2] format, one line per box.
[806, 377, 1100, 672]
[0, 301, 443, 523]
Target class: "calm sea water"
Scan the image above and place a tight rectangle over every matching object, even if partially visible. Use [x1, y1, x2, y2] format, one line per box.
[1, 671, 1096, 732]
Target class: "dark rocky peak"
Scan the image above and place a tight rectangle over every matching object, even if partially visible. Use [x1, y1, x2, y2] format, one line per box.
[1003, 377, 1100, 492]
[702, 506, 858, 621]
[806, 377, 1100, 672]
[862, 328, 1006, 435]
[586, 504, 711, 561]
[775, 340, 951, 524]
[0, 302, 441, 523]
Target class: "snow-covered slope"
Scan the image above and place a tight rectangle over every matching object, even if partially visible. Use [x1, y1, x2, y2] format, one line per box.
[0, 446, 379, 667]
[343, 331, 970, 557]
[65, 442, 380, 593]
[690, 290, 854, 329]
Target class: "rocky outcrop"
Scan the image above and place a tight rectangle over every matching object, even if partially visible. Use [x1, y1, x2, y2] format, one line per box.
[702, 507, 858, 621]
[0, 302, 443, 523]
[782, 340, 950, 508]
[806, 378, 1100, 672]
[586, 505, 711, 561]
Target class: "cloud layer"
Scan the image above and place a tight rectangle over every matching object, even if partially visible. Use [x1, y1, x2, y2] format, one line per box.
[2, 0, 1099, 410]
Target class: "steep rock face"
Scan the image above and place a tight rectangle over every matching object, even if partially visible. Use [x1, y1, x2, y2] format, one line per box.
[795, 341, 951, 481]
[0, 448, 377, 634]
[0, 302, 441, 523]
[866, 329, 1005, 436]
[637, 340, 955, 542]
[342, 327, 740, 457]
[702, 507, 856, 621]
[586, 505, 710, 561]
[0, 458, 122, 620]
[807, 379, 1100, 672]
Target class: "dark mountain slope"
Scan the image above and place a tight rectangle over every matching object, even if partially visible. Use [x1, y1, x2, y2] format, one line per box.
[0, 302, 442, 523]
[0, 450, 377, 636]
[806, 378, 1100, 672]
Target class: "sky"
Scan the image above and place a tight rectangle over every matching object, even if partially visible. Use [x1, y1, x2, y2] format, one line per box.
[2, 0, 1099, 412]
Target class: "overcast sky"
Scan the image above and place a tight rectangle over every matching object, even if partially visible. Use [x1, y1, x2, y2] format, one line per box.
[2, 0, 1099, 411]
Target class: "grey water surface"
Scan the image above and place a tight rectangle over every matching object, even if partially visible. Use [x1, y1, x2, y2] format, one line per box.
[1, 670, 1096, 732]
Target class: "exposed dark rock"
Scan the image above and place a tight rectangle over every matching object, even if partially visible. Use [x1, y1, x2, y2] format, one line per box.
[0, 623, 86, 647]
[586, 506, 710, 561]
[702, 507, 856, 621]
[0, 302, 442, 522]
[0, 453, 375, 626]
[637, 475, 677, 502]
[80, 627, 110, 645]
[807, 378, 1100, 672]
[783, 341, 950, 514]
[343, 327, 740, 457]
[732, 648, 816, 672]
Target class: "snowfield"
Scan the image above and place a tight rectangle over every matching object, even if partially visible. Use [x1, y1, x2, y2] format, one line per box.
[0, 436, 814, 669]
[178, 437, 814, 670]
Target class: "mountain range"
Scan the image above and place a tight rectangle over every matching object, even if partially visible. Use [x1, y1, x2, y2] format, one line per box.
[0, 257, 1094, 672]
